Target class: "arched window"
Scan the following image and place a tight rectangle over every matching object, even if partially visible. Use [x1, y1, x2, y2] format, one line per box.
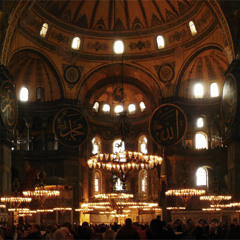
[113, 139, 125, 153]
[71, 37, 81, 50]
[195, 132, 208, 149]
[156, 35, 165, 49]
[210, 83, 219, 97]
[194, 83, 204, 98]
[197, 117, 204, 128]
[138, 135, 148, 154]
[189, 21, 197, 36]
[102, 103, 110, 113]
[196, 167, 207, 186]
[20, 87, 29, 102]
[113, 40, 124, 54]
[128, 104, 136, 114]
[40, 23, 48, 38]
[139, 170, 147, 197]
[114, 104, 124, 114]
[36, 87, 45, 102]
[139, 102, 146, 112]
[93, 170, 102, 194]
[92, 137, 101, 155]
[115, 176, 123, 191]
[93, 102, 99, 112]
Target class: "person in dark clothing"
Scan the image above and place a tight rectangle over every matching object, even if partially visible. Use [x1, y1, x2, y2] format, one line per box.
[27, 224, 43, 239]
[116, 218, 140, 240]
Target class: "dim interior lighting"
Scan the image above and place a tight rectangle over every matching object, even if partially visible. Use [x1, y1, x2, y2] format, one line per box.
[1, 197, 32, 203]
[88, 151, 162, 171]
[165, 189, 206, 207]
[200, 195, 232, 206]
[94, 193, 134, 200]
[166, 207, 186, 210]
[202, 208, 221, 211]
[22, 186, 60, 206]
[36, 209, 54, 213]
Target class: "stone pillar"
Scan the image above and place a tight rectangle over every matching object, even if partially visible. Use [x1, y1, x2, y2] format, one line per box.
[227, 141, 240, 200]
[0, 144, 12, 195]
[41, 120, 48, 151]
[25, 121, 33, 151]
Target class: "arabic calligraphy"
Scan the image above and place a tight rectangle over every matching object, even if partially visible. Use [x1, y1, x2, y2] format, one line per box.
[222, 75, 237, 128]
[0, 81, 17, 131]
[150, 104, 187, 146]
[53, 108, 88, 147]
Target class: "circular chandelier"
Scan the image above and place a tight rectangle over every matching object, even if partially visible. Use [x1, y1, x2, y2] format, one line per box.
[87, 151, 162, 171]
[1, 196, 32, 208]
[1, 197, 32, 203]
[165, 188, 206, 207]
[22, 186, 60, 206]
[200, 195, 232, 206]
[165, 189, 206, 197]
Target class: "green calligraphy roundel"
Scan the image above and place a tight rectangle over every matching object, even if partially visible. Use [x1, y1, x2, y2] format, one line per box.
[149, 104, 187, 147]
[53, 107, 88, 148]
[0, 80, 18, 132]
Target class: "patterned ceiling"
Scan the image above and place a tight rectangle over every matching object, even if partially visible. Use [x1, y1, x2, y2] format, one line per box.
[38, 0, 196, 32]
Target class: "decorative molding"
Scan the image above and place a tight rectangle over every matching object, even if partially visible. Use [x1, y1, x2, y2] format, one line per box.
[87, 41, 108, 51]
[129, 40, 151, 50]
[168, 28, 187, 44]
[33, 1, 203, 38]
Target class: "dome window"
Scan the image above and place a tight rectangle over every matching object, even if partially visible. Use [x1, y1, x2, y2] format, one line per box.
[197, 117, 204, 128]
[128, 104, 136, 114]
[156, 35, 165, 49]
[71, 37, 81, 50]
[40, 23, 48, 38]
[195, 132, 208, 149]
[196, 167, 207, 186]
[138, 135, 148, 154]
[92, 137, 101, 155]
[139, 102, 146, 112]
[36, 87, 45, 102]
[20, 87, 29, 102]
[102, 103, 110, 113]
[194, 83, 204, 98]
[189, 21, 197, 36]
[114, 104, 124, 114]
[93, 102, 99, 112]
[113, 139, 125, 153]
[210, 82, 219, 97]
[113, 40, 124, 54]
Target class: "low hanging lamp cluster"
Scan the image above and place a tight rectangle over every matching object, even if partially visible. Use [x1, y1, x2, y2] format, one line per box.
[87, 151, 162, 172]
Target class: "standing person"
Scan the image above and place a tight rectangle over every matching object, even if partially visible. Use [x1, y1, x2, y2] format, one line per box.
[27, 224, 43, 239]
[116, 218, 140, 240]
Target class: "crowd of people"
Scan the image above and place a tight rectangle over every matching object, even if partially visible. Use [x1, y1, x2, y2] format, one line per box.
[0, 217, 240, 239]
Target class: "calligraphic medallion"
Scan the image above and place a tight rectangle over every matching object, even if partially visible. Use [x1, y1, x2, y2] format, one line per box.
[0, 80, 18, 131]
[149, 104, 187, 147]
[222, 74, 238, 128]
[53, 108, 88, 148]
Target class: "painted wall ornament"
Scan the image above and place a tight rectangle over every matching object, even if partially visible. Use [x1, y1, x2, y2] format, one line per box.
[149, 103, 187, 147]
[53, 107, 88, 148]
[63, 65, 83, 87]
[155, 62, 175, 87]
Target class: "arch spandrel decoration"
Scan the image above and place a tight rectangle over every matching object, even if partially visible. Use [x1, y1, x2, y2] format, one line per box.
[53, 107, 88, 148]
[149, 103, 187, 147]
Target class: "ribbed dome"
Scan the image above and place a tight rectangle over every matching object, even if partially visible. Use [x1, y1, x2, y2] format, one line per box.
[38, 0, 196, 32]
[8, 50, 63, 102]
[178, 49, 228, 98]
